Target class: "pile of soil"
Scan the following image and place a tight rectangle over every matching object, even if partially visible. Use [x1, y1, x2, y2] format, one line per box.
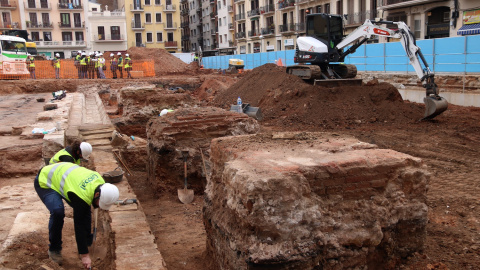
[212, 64, 424, 130]
[103, 47, 200, 76]
[126, 47, 199, 76]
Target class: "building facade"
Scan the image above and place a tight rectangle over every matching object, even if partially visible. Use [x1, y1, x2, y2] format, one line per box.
[1, 0, 21, 30]
[125, 0, 182, 53]
[217, 0, 235, 54]
[19, 0, 88, 58]
[87, 2, 128, 53]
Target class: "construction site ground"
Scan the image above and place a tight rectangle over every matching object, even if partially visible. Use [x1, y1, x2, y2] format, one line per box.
[0, 54, 479, 269]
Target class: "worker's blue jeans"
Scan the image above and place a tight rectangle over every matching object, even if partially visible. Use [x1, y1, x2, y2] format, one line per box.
[34, 175, 64, 252]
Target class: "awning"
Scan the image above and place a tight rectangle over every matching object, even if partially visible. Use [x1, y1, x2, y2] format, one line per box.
[457, 23, 480, 35]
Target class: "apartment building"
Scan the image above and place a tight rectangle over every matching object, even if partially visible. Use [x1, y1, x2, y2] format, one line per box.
[180, 0, 190, 51]
[87, 2, 127, 53]
[217, 0, 235, 54]
[126, 0, 182, 53]
[1, 0, 21, 30]
[18, 0, 88, 58]
[187, 0, 201, 52]
[201, 0, 216, 52]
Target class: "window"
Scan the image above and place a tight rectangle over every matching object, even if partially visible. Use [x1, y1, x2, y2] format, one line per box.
[157, 32, 163, 42]
[324, 3, 330, 14]
[219, 35, 222, 43]
[155, 0, 161, 5]
[111, 26, 120, 40]
[73, 13, 81, 27]
[414, 20, 421, 39]
[62, 32, 73, 41]
[31, 32, 40, 41]
[92, 8, 97, 11]
[75, 32, 84, 41]
[29, 13, 38, 25]
[145, 0, 151, 5]
[147, 32, 153, 42]
[98, 26, 105, 40]
[146, 13, 152, 23]
[60, 13, 70, 27]
[443, 12, 450, 22]
[156, 13, 162, 22]
[43, 32, 52, 41]
[219, 18, 222, 26]
[41, 13, 50, 25]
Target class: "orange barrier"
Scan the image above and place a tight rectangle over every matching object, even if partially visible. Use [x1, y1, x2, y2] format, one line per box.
[0, 59, 155, 80]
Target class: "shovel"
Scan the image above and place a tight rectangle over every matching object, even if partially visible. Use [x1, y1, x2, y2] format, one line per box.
[177, 150, 194, 204]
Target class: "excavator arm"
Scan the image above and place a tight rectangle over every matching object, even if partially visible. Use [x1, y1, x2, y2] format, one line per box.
[336, 19, 448, 120]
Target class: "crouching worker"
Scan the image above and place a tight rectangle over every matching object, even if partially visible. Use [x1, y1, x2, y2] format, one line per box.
[50, 141, 92, 165]
[34, 162, 120, 269]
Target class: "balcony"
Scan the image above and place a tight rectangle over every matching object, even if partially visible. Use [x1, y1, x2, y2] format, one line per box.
[165, 41, 178, 47]
[260, 4, 275, 14]
[0, 0, 17, 9]
[248, 30, 260, 38]
[58, 22, 85, 29]
[131, 21, 145, 30]
[165, 22, 177, 29]
[164, 4, 176, 12]
[235, 31, 246, 39]
[130, 4, 144, 12]
[24, 0, 51, 10]
[93, 34, 125, 42]
[228, 40, 234, 47]
[26, 21, 54, 29]
[278, 0, 295, 10]
[378, 0, 424, 10]
[234, 0, 244, 2]
[57, 2, 82, 10]
[133, 42, 146, 47]
[247, 8, 260, 18]
[35, 40, 86, 47]
[344, 11, 377, 26]
[279, 23, 295, 33]
[210, 29, 216, 35]
[0, 21, 19, 29]
[228, 5, 233, 12]
[235, 13, 245, 21]
[228, 23, 234, 30]
[261, 26, 275, 35]
[296, 22, 305, 32]
[182, 35, 190, 41]
[180, 8, 189, 15]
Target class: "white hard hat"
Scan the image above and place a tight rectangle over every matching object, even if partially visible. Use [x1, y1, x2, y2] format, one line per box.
[78, 50, 81, 53]
[125, 54, 129, 57]
[117, 52, 121, 55]
[89, 52, 94, 55]
[99, 183, 119, 210]
[80, 142, 92, 160]
[99, 53, 103, 56]
[27, 53, 31, 56]
[55, 53, 60, 57]
[110, 53, 114, 57]
[81, 52, 86, 56]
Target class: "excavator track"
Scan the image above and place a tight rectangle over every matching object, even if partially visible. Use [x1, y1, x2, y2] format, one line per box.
[287, 64, 361, 87]
[286, 65, 322, 80]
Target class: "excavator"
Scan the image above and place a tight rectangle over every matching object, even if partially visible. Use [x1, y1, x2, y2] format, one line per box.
[286, 13, 448, 120]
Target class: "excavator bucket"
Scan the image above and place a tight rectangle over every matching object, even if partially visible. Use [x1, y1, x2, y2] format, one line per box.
[423, 96, 448, 120]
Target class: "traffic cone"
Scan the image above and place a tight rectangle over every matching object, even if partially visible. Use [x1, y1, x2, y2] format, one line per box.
[277, 58, 283, 67]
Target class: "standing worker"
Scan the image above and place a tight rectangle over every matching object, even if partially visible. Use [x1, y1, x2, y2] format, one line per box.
[26, 54, 36, 79]
[124, 53, 133, 79]
[75, 50, 81, 79]
[110, 53, 118, 79]
[79, 52, 88, 79]
[34, 162, 120, 268]
[53, 53, 61, 79]
[49, 141, 92, 165]
[117, 52, 123, 79]
[97, 53, 106, 79]
[86, 52, 95, 79]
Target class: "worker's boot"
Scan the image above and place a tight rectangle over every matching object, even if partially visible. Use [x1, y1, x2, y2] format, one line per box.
[48, 250, 63, 265]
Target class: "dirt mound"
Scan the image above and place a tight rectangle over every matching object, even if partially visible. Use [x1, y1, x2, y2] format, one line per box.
[105, 47, 200, 76]
[212, 64, 424, 130]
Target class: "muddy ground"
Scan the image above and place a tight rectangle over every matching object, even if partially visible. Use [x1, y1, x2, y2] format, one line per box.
[0, 61, 479, 269]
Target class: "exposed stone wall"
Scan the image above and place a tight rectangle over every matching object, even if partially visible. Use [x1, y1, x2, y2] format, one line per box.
[146, 107, 260, 195]
[204, 132, 429, 270]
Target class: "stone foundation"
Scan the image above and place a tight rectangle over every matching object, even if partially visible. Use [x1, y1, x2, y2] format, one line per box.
[146, 107, 260, 194]
[204, 132, 429, 270]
